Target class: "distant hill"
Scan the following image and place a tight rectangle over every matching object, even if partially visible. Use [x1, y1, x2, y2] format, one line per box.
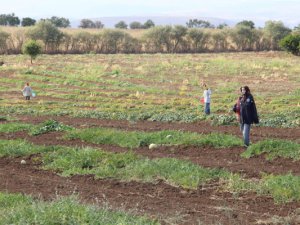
[71, 16, 237, 28]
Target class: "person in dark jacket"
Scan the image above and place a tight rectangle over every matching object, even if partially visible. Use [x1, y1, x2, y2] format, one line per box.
[239, 86, 259, 147]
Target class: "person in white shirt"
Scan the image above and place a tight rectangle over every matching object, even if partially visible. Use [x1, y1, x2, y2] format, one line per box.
[202, 83, 212, 115]
[22, 83, 32, 100]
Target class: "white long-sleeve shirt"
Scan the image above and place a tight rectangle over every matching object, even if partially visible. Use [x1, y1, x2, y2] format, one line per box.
[22, 86, 32, 96]
[203, 88, 212, 103]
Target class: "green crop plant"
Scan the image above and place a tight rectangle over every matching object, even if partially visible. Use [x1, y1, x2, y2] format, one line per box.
[0, 53, 299, 127]
[0, 139, 57, 157]
[42, 146, 230, 189]
[0, 122, 32, 133]
[241, 139, 300, 160]
[29, 120, 74, 136]
[65, 127, 242, 149]
[224, 173, 300, 204]
[0, 193, 159, 225]
[259, 173, 300, 204]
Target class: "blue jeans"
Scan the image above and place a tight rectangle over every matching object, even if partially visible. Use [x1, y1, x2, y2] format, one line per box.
[240, 123, 251, 146]
[204, 103, 210, 115]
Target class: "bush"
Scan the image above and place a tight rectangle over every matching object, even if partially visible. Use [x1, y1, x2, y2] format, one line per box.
[279, 34, 300, 55]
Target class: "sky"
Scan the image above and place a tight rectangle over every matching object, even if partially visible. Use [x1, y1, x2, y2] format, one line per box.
[1, 0, 300, 27]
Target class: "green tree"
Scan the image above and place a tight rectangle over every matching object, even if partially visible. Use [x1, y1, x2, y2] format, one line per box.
[143, 19, 155, 29]
[22, 40, 42, 64]
[264, 20, 291, 50]
[115, 21, 128, 29]
[0, 15, 7, 25]
[0, 30, 10, 53]
[211, 30, 228, 51]
[101, 30, 129, 53]
[171, 25, 187, 52]
[79, 19, 96, 28]
[27, 20, 64, 52]
[48, 16, 70, 28]
[79, 19, 103, 29]
[217, 23, 228, 29]
[230, 26, 258, 50]
[293, 24, 300, 34]
[279, 34, 300, 55]
[186, 19, 214, 28]
[73, 31, 94, 52]
[144, 26, 173, 52]
[236, 20, 255, 29]
[94, 20, 104, 29]
[187, 28, 209, 52]
[21, 17, 36, 26]
[0, 13, 20, 26]
[130, 21, 143, 29]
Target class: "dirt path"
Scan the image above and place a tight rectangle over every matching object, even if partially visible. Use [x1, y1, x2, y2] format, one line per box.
[1, 156, 300, 225]
[16, 115, 300, 142]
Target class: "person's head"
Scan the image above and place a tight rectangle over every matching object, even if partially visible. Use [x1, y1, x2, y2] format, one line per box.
[26, 82, 29, 86]
[240, 86, 250, 95]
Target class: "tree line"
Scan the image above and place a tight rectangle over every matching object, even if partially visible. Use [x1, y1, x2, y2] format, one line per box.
[0, 13, 156, 29]
[1, 18, 300, 55]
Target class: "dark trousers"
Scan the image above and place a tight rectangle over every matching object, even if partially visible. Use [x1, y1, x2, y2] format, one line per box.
[204, 103, 210, 115]
[25, 96, 30, 100]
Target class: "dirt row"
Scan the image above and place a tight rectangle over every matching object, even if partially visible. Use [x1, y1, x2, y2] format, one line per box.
[1, 131, 300, 178]
[16, 115, 300, 142]
[1, 156, 300, 225]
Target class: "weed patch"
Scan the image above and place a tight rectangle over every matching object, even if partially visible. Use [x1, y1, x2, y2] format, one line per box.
[0, 193, 159, 225]
[241, 139, 300, 160]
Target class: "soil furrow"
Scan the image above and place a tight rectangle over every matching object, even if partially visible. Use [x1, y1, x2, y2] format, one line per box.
[1, 157, 299, 225]
[1, 131, 300, 178]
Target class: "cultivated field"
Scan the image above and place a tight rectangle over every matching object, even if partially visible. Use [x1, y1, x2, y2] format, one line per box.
[0, 52, 300, 224]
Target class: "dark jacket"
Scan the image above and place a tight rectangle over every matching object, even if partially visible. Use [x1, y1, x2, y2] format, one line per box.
[240, 94, 259, 124]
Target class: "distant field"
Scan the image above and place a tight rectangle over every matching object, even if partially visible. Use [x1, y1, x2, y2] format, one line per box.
[0, 51, 299, 127]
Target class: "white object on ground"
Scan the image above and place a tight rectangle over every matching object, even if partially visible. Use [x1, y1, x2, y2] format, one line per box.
[149, 143, 159, 150]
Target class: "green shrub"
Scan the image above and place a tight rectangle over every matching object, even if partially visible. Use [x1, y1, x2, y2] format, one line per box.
[279, 34, 300, 55]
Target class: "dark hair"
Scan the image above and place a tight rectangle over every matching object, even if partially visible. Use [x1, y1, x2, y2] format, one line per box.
[240, 86, 251, 94]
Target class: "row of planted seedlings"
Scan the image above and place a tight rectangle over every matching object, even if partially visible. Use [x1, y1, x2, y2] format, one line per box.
[0, 120, 161, 224]
[1, 65, 210, 123]
[0, 192, 159, 225]
[1, 54, 299, 127]
[1, 120, 300, 204]
[1, 119, 300, 223]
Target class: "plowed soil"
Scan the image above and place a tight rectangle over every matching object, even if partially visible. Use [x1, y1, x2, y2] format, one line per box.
[1, 115, 300, 225]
